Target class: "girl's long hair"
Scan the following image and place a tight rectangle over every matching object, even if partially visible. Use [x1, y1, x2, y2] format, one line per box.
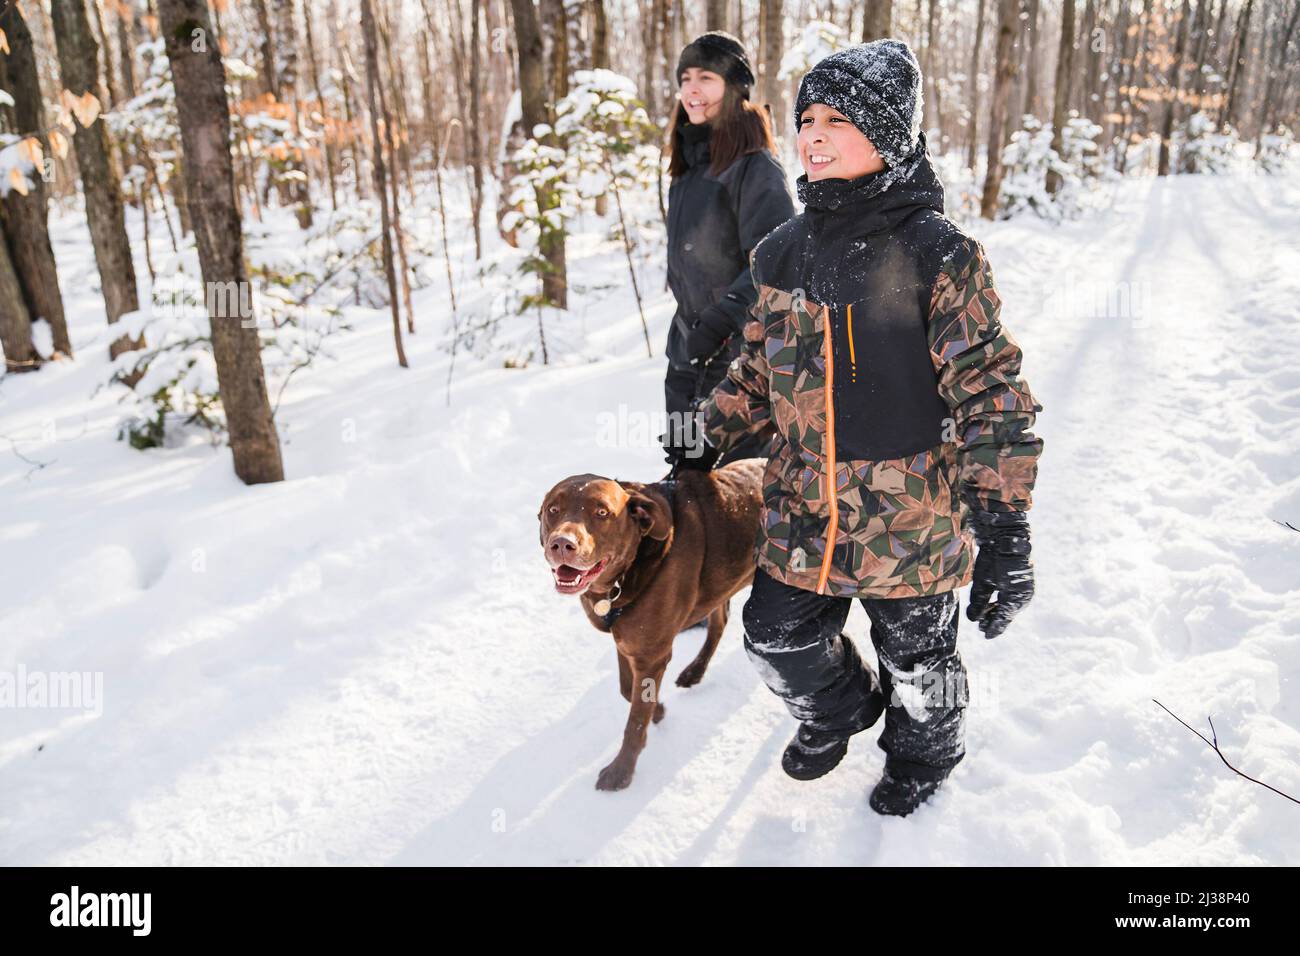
[665, 84, 778, 177]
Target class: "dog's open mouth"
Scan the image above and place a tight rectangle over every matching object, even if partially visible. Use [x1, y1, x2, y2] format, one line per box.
[552, 558, 607, 595]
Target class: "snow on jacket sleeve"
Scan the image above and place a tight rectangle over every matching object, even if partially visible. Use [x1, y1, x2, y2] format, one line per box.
[698, 256, 774, 454]
[927, 238, 1044, 513]
[711, 152, 796, 332]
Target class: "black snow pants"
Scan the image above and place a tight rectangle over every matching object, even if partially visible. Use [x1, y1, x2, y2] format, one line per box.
[742, 566, 969, 781]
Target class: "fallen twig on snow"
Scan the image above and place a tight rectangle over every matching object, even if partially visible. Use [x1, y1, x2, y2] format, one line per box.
[0, 431, 52, 479]
[1154, 699, 1300, 806]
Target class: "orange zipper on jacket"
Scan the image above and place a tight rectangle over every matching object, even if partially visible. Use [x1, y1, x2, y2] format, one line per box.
[816, 304, 838, 595]
[846, 303, 857, 381]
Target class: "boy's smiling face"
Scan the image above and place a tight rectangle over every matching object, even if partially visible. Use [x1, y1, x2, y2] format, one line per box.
[797, 103, 886, 181]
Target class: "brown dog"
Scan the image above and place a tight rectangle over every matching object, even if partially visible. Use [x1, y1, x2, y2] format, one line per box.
[538, 459, 765, 790]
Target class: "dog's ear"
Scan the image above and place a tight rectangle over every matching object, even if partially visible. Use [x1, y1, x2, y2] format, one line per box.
[625, 489, 672, 541]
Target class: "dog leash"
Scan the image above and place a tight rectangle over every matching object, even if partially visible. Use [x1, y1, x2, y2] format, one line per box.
[594, 481, 677, 628]
[662, 338, 733, 485]
[688, 336, 734, 411]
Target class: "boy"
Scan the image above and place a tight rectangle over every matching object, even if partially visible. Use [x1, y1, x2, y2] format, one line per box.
[674, 39, 1043, 816]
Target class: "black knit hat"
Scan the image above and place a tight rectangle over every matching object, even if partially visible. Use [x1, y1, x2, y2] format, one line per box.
[676, 31, 755, 91]
[794, 38, 924, 168]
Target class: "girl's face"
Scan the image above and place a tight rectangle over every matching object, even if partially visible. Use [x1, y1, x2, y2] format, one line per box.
[679, 67, 726, 124]
[797, 103, 886, 180]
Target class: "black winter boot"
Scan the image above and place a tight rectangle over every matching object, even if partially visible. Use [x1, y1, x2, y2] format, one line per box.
[782, 724, 853, 780]
[781, 664, 885, 781]
[868, 769, 947, 816]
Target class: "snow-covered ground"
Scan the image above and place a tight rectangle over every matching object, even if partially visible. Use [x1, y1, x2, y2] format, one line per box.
[1, 169, 1298, 865]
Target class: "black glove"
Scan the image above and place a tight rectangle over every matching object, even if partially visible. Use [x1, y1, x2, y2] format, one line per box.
[965, 506, 1034, 639]
[664, 434, 720, 479]
[683, 306, 735, 366]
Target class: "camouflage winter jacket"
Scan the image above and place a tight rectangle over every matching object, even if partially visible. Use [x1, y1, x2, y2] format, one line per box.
[699, 149, 1043, 599]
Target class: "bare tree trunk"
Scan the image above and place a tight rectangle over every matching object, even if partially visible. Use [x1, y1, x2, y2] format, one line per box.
[981, 0, 1019, 218]
[658, 0, 673, 121]
[302, 7, 339, 212]
[49, 0, 142, 360]
[967, 0, 987, 170]
[495, 4, 522, 239]
[1070, 0, 1087, 118]
[707, 0, 728, 30]
[137, 168, 155, 284]
[324, 0, 359, 200]
[1115, 0, 1151, 171]
[88, 0, 124, 106]
[137, 134, 179, 251]
[1158, 0, 1192, 175]
[1189, 0, 1214, 106]
[252, 0, 279, 98]
[334, 16, 366, 199]
[591, 0, 611, 68]
[440, 0, 471, 168]
[542, 0, 570, 105]
[1103, 0, 1132, 159]
[511, 0, 567, 308]
[760, 0, 784, 137]
[1212, 0, 1230, 72]
[488, 0, 516, 167]
[374, 23, 415, 335]
[1047, 0, 1077, 195]
[273, 0, 313, 226]
[924, 0, 940, 133]
[360, 0, 410, 368]
[378, 0, 415, 197]
[1087, 0, 1108, 122]
[642, 0, 661, 120]
[172, 151, 193, 235]
[419, 28, 435, 150]
[1256, 0, 1300, 151]
[1022, 0, 1042, 120]
[0, 4, 72, 357]
[0, 221, 40, 372]
[862, 0, 893, 41]
[117, 1, 138, 101]
[1220, 0, 1255, 128]
[157, 0, 285, 483]
[469, 0, 485, 258]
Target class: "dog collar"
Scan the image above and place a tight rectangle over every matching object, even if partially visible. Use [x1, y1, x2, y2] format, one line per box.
[593, 581, 622, 619]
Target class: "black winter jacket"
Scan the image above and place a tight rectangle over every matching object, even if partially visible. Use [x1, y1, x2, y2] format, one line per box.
[664, 122, 794, 401]
[764, 144, 967, 461]
[698, 139, 1044, 597]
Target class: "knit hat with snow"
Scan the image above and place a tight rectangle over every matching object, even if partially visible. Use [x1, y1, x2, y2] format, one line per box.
[676, 31, 755, 92]
[793, 38, 923, 168]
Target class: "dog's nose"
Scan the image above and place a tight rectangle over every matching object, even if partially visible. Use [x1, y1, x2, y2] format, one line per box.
[548, 534, 578, 558]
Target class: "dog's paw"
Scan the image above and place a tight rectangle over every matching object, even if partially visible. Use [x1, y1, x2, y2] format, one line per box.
[652, 701, 666, 723]
[596, 761, 635, 791]
[675, 663, 705, 688]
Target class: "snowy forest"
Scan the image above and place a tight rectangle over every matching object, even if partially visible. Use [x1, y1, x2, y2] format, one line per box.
[0, 0, 1298, 866]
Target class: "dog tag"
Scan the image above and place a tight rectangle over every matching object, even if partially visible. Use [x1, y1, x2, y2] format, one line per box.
[593, 598, 611, 616]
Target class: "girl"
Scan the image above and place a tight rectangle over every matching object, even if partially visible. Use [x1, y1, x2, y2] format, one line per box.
[694, 40, 1044, 816]
[661, 31, 794, 468]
